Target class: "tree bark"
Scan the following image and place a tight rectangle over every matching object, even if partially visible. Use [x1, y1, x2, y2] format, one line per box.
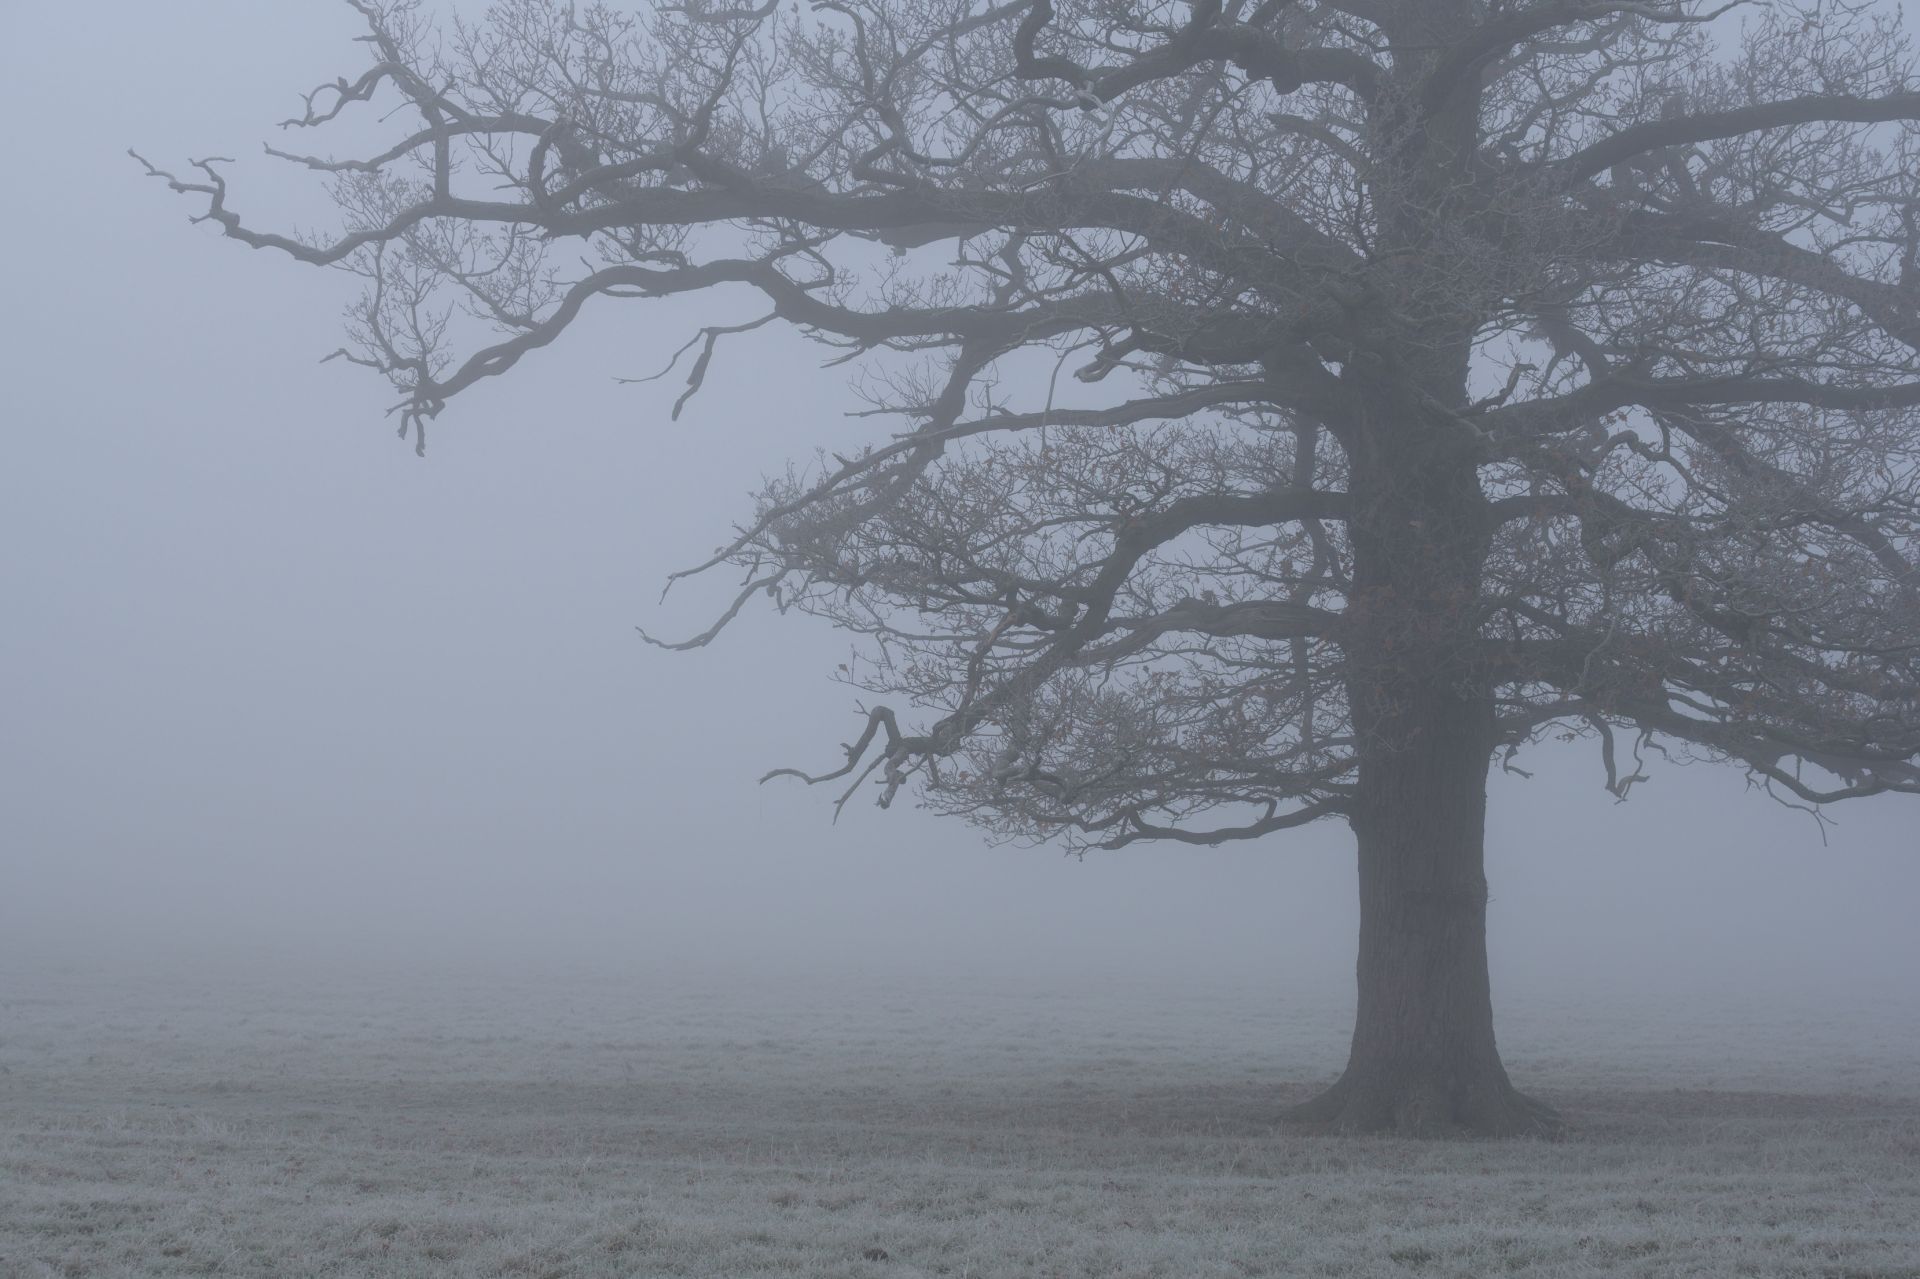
[1286, 680, 1562, 1136]
[1286, 416, 1563, 1137]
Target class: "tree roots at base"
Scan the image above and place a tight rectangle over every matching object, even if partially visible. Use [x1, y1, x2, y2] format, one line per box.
[1283, 1071, 1567, 1139]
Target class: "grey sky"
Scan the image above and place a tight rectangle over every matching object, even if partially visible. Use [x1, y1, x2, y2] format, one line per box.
[2, 1, 1915, 1002]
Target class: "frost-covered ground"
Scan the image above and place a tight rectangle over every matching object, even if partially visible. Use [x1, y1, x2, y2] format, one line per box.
[3, 961, 1917, 1278]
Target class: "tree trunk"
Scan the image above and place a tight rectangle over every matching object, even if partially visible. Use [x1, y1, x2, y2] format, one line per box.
[1286, 680, 1562, 1137]
[1287, 414, 1562, 1137]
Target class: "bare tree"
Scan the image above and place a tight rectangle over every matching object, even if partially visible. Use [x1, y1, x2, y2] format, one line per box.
[139, 0, 1920, 1135]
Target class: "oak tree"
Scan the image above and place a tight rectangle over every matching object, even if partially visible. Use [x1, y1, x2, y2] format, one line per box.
[141, 0, 1920, 1134]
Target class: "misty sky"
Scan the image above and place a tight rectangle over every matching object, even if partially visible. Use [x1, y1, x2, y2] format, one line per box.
[2, 1, 1916, 1003]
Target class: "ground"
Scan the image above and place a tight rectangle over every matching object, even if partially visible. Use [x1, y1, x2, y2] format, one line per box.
[2, 961, 1916, 1278]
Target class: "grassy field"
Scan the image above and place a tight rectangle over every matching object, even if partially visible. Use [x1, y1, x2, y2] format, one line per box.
[3, 961, 1916, 1278]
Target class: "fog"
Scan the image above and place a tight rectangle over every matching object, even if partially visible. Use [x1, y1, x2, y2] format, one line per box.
[3, 0, 1916, 1010]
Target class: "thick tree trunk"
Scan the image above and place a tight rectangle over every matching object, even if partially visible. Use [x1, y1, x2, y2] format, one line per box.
[1287, 399, 1562, 1136]
[1286, 682, 1562, 1137]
